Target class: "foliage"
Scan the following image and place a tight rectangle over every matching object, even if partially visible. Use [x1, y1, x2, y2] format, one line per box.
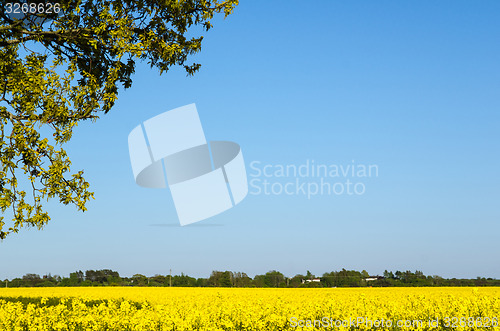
[3, 268, 500, 289]
[0, 0, 238, 239]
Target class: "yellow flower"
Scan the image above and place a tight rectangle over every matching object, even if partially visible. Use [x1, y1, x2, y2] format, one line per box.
[0, 287, 499, 330]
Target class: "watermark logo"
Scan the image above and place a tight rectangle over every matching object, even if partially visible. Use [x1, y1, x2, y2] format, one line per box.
[128, 104, 248, 226]
[249, 160, 378, 199]
[4, 1, 64, 25]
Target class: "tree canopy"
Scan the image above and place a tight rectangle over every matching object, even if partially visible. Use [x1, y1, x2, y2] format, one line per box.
[4, 268, 500, 288]
[0, 0, 238, 239]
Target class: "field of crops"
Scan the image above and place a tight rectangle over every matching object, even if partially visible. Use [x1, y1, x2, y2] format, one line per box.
[0, 287, 499, 330]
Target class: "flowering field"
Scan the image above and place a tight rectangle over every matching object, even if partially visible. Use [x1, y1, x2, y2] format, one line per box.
[0, 287, 499, 330]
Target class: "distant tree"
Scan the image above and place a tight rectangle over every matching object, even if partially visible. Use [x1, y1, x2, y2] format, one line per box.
[322, 269, 364, 287]
[101, 269, 120, 284]
[208, 271, 232, 287]
[207, 271, 221, 287]
[80, 279, 92, 286]
[172, 273, 197, 287]
[9, 278, 23, 287]
[264, 270, 285, 288]
[252, 274, 267, 287]
[432, 275, 443, 286]
[131, 274, 148, 286]
[196, 278, 208, 287]
[84, 269, 119, 284]
[233, 272, 252, 287]
[85, 270, 97, 283]
[149, 274, 166, 287]
[5, 268, 498, 288]
[60, 270, 84, 286]
[75, 270, 84, 282]
[22, 273, 41, 286]
[289, 274, 306, 287]
[219, 271, 232, 287]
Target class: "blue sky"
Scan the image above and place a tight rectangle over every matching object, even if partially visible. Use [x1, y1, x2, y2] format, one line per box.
[1, 0, 499, 280]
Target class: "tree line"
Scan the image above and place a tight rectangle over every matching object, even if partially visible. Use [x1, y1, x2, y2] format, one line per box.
[1, 269, 499, 288]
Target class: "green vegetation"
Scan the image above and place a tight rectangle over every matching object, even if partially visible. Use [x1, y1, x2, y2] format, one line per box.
[2, 268, 499, 288]
[0, 0, 238, 239]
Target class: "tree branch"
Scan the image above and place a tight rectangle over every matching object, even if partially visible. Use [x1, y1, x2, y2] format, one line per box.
[0, 28, 92, 47]
[0, 20, 23, 31]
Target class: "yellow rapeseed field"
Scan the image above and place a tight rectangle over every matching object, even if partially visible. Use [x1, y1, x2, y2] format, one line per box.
[0, 287, 499, 330]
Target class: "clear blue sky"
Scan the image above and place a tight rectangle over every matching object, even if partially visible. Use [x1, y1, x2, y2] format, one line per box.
[1, 0, 499, 280]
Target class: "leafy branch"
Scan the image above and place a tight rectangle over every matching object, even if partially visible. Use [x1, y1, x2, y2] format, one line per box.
[0, 0, 239, 239]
